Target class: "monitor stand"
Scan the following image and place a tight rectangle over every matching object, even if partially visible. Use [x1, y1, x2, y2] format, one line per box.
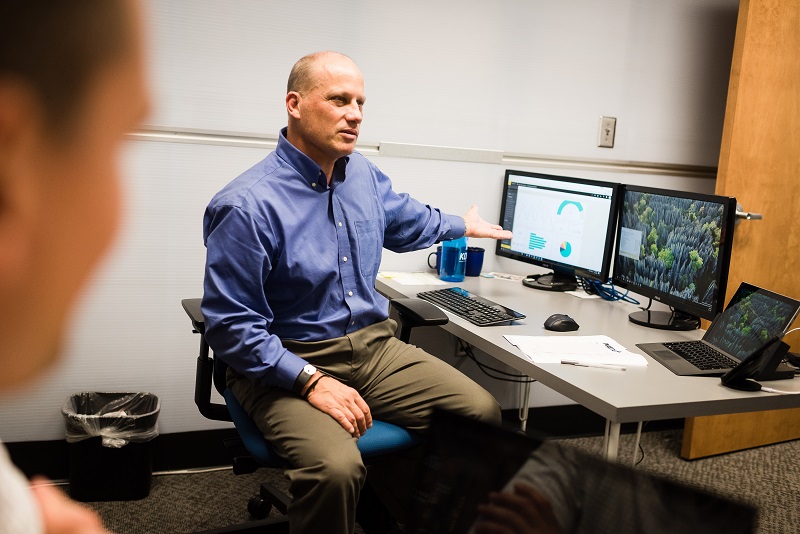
[628, 309, 700, 331]
[522, 272, 578, 292]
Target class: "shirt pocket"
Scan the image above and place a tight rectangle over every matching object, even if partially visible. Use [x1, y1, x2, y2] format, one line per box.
[355, 219, 383, 278]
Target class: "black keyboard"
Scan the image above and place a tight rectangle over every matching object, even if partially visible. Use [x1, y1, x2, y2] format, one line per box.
[416, 287, 526, 326]
[663, 341, 739, 371]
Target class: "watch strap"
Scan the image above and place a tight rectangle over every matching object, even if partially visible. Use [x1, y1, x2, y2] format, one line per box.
[293, 365, 316, 395]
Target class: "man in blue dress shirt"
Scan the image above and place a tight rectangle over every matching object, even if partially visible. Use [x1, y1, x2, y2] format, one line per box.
[202, 50, 511, 534]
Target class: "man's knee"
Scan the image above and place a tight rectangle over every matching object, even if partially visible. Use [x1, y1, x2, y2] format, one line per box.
[444, 381, 502, 427]
[315, 445, 368, 491]
[466, 386, 502, 426]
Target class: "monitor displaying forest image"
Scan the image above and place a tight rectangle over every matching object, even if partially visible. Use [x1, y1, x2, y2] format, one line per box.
[614, 190, 727, 317]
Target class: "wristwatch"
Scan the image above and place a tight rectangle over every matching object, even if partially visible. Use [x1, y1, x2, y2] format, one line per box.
[293, 363, 317, 395]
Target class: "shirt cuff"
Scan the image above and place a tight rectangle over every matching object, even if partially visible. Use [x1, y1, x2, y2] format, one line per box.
[442, 213, 467, 240]
[270, 352, 309, 392]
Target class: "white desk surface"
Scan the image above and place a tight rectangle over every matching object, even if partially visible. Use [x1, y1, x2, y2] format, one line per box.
[376, 274, 800, 424]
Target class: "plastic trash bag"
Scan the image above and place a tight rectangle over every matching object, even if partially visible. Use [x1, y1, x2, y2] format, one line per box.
[62, 392, 160, 448]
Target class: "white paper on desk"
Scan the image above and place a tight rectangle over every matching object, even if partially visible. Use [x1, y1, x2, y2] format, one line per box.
[377, 271, 446, 285]
[504, 335, 648, 366]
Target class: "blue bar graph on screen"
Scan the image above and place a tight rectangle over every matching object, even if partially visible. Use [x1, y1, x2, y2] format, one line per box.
[529, 233, 546, 250]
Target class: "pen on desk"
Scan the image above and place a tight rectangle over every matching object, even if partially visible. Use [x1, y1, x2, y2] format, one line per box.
[561, 360, 626, 371]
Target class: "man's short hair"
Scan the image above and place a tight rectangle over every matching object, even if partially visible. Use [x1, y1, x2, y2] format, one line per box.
[0, 0, 130, 135]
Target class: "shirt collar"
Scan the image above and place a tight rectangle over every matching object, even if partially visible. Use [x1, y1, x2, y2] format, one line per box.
[276, 127, 350, 190]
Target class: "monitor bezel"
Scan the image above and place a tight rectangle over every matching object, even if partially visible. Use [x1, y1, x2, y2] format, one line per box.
[611, 184, 737, 322]
[495, 169, 621, 284]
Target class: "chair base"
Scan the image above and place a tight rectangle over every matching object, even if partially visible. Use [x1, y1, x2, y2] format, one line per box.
[248, 481, 291, 519]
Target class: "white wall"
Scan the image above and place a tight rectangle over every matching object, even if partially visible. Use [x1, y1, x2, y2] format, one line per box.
[0, 0, 738, 442]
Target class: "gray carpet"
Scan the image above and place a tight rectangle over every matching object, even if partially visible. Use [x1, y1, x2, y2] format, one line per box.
[84, 429, 800, 533]
[562, 430, 800, 534]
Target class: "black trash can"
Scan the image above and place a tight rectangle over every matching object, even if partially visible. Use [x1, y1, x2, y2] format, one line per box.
[61, 392, 160, 502]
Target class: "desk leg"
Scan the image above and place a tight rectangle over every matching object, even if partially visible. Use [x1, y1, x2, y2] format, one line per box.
[604, 420, 621, 462]
[518, 380, 531, 432]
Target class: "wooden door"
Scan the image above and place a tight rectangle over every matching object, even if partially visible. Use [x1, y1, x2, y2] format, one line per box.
[682, 0, 800, 459]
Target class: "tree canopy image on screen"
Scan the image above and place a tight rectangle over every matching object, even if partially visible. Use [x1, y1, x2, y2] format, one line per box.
[705, 285, 800, 361]
[613, 186, 736, 330]
[496, 170, 619, 292]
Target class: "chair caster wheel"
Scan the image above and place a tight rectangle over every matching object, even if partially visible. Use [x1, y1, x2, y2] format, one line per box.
[248, 494, 273, 519]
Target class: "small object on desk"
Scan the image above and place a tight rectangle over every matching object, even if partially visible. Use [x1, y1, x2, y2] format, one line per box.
[543, 313, 580, 332]
[484, 272, 526, 281]
[427, 246, 442, 272]
[465, 246, 485, 276]
[439, 237, 468, 282]
[561, 360, 626, 371]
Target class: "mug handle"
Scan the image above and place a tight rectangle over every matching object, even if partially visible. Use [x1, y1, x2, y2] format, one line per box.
[427, 251, 437, 269]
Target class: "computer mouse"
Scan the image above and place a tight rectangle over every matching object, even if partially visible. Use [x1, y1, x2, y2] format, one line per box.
[544, 314, 579, 332]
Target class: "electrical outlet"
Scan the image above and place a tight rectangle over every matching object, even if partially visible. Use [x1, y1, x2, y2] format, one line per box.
[598, 116, 616, 148]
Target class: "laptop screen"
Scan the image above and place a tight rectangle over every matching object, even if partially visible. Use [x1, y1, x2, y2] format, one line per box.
[704, 282, 800, 360]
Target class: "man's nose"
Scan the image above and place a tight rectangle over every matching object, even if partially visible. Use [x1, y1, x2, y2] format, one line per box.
[345, 102, 362, 123]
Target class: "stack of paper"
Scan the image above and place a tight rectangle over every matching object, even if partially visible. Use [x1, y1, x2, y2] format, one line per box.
[504, 335, 648, 367]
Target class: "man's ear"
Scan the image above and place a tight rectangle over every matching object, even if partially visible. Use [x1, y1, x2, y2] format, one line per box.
[286, 91, 302, 120]
[0, 80, 39, 287]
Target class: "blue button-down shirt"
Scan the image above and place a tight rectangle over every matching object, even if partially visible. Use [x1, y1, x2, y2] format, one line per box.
[202, 129, 465, 392]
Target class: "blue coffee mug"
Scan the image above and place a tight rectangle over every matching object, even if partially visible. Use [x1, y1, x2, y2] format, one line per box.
[465, 246, 485, 276]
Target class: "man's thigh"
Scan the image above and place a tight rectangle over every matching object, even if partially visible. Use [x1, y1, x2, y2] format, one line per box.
[230, 375, 362, 466]
[352, 333, 501, 431]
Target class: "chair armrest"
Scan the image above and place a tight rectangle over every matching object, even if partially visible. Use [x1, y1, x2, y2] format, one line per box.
[181, 298, 205, 333]
[390, 298, 448, 326]
[390, 298, 448, 343]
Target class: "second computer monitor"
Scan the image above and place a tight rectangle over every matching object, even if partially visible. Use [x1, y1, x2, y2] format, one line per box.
[612, 185, 736, 330]
[496, 170, 620, 291]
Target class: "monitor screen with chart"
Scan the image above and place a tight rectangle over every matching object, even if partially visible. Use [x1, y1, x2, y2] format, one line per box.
[495, 170, 620, 291]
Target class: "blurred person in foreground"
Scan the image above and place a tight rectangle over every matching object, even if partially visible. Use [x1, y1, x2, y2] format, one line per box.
[0, 0, 149, 532]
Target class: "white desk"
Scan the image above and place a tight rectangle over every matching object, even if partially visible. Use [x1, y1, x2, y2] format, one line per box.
[377, 274, 800, 461]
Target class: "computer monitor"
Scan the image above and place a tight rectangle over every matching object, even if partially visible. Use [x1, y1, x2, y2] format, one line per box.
[496, 170, 620, 291]
[612, 185, 736, 330]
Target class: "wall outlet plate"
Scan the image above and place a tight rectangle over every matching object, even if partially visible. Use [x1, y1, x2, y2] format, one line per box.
[598, 116, 616, 148]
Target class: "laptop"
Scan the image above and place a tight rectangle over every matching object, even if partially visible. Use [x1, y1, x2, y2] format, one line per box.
[638, 282, 800, 377]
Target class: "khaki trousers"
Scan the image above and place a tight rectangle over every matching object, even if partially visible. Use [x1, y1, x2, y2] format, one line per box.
[228, 318, 501, 534]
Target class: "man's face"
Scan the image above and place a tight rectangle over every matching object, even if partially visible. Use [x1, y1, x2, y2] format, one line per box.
[286, 55, 365, 174]
[0, 0, 149, 389]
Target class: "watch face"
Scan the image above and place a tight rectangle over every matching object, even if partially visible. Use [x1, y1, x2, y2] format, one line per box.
[304, 364, 316, 376]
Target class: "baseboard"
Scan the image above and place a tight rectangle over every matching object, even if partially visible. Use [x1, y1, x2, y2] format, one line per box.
[7, 406, 682, 480]
[7, 428, 240, 480]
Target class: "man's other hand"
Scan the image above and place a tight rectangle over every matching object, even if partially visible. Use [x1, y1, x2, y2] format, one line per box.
[305, 375, 373, 438]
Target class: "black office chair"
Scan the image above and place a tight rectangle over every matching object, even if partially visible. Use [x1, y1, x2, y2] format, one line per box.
[182, 297, 448, 533]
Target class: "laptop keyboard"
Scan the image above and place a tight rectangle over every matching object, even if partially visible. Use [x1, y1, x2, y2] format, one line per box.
[663, 341, 739, 371]
[417, 287, 525, 326]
